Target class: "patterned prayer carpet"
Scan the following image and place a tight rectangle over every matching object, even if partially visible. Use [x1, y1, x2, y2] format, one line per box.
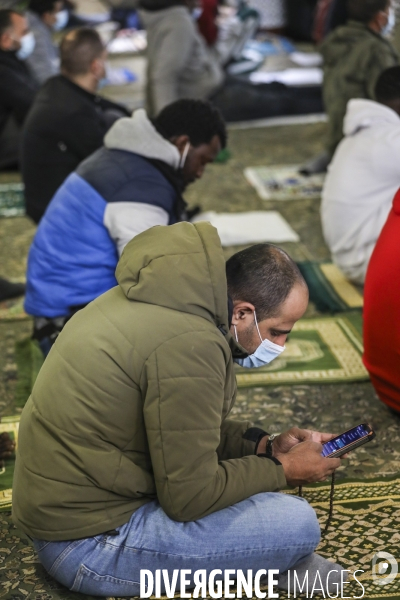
[297, 262, 364, 313]
[0, 183, 25, 218]
[236, 312, 368, 387]
[0, 297, 28, 322]
[1, 473, 399, 599]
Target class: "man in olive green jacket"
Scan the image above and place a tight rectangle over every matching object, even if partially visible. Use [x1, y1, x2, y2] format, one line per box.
[321, 0, 399, 158]
[13, 221, 344, 596]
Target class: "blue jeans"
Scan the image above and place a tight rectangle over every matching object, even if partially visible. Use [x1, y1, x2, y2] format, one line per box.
[33, 492, 320, 597]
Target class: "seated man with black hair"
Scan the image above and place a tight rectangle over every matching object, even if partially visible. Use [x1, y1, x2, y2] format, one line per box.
[22, 27, 130, 224]
[320, 0, 399, 158]
[26, 0, 68, 85]
[14, 222, 347, 597]
[0, 9, 38, 170]
[24, 99, 226, 353]
[321, 65, 400, 283]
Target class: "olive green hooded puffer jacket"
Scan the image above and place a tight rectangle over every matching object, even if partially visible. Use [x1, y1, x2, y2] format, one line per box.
[320, 20, 399, 156]
[12, 222, 286, 541]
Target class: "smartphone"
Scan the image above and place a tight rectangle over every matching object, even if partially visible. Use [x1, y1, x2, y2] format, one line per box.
[321, 423, 375, 458]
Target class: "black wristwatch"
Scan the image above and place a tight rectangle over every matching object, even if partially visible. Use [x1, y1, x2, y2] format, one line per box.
[242, 428, 282, 465]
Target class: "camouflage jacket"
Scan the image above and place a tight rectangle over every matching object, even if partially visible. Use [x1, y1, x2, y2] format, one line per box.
[320, 20, 399, 156]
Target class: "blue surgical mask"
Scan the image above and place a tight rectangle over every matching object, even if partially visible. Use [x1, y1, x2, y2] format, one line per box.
[53, 9, 69, 31]
[192, 7, 203, 20]
[234, 311, 285, 368]
[382, 6, 395, 36]
[16, 31, 35, 60]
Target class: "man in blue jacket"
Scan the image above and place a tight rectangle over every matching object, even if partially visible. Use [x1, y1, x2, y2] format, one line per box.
[24, 99, 226, 353]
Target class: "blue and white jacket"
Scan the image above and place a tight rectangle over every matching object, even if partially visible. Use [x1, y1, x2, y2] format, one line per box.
[25, 109, 183, 317]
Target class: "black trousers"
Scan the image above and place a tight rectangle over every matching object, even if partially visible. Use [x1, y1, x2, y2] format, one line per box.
[210, 76, 323, 123]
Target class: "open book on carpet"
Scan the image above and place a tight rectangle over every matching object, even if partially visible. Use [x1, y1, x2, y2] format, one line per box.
[244, 165, 325, 201]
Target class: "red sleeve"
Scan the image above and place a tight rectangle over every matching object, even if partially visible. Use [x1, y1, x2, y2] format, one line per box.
[197, 0, 219, 46]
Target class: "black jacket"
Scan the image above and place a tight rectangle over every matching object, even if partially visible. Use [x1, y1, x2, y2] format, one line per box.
[0, 49, 38, 135]
[21, 75, 130, 223]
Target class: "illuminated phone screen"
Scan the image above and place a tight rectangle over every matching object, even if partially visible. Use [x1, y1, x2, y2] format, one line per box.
[321, 424, 370, 457]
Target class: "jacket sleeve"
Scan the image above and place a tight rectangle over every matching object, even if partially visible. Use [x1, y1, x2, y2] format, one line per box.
[217, 418, 263, 460]
[367, 43, 399, 99]
[149, 21, 195, 115]
[143, 330, 286, 522]
[0, 70, 36, 125]
[103, 202, 170, 255]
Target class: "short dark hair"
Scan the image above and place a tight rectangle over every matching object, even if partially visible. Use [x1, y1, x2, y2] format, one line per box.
[347, 0, 388, 22]
[226, 244, 307, 321]
[0, 9, 16, 37]
[153, 99, 227, 149]
[375, 66, 400, 103]
[28, 0, 59, 16]
[60, 28, 104, 76]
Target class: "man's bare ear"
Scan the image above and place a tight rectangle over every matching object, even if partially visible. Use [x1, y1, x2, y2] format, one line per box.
[231, 301, 255, 325]
[0, 29, 13, 50]
[169, 135, 190, 153]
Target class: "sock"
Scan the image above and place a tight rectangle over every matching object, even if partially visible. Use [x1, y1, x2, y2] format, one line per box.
[277, 552, 348, 596]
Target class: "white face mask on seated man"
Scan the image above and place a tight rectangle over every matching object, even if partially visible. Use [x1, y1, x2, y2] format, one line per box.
[16, 31, 35, 60]
[234, 310, 285, 368]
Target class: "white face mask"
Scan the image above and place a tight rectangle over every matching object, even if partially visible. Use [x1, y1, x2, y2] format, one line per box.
[53, 9, 69, 31]
[179, 142, 190, 169]
[16, 31, 36, 60]
[192, 7, 203, 20]
[233, 311, 285, 369]
[382, 6, 396, 36]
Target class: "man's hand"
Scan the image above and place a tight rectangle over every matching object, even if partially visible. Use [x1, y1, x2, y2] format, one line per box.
[275, 440, 341, 487]
[271, 427, 337, 455]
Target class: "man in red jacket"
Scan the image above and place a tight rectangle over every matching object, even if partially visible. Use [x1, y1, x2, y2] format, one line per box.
[363, 188, 400, 412]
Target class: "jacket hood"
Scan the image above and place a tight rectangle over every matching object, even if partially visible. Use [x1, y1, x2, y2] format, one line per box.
[343, 99, 400, 135]
[104, 108, 180, 169]
[320, 21, 378, 66]
[116, 221, 230, 330]
[116, 221, 248, 357]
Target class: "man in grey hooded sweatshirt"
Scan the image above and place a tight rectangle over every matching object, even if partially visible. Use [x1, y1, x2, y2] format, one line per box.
[139, 0, 224, 117]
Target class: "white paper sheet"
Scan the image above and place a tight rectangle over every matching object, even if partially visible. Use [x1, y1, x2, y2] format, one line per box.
[192, 211, 300, 246]
[290, 52, 323, 68]
[249, 68, 323, 86]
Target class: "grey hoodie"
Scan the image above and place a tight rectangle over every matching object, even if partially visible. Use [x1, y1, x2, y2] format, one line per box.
[321, 99, 400, 283]
[26, 11, 59, 85]
[139, 5, 224, 116]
